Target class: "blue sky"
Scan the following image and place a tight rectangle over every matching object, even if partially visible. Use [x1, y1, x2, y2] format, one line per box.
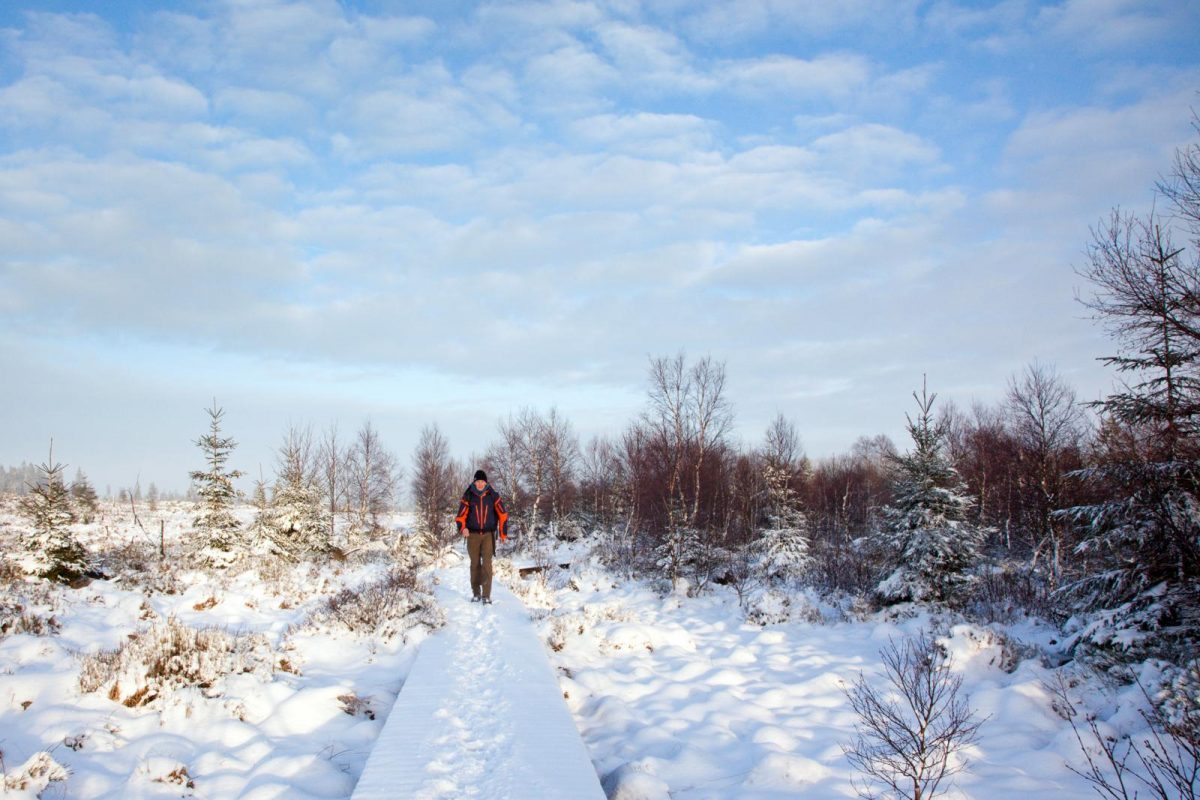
[2, 0, 1199, 496]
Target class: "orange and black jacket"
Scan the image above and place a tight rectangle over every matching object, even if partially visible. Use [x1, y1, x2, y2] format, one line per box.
[456, 485, 509, 539]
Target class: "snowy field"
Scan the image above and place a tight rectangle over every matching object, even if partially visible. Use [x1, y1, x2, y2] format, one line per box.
[513, 546, 1170, 800]
[0, 502, 441, 799]
[0, 502, 1179, 799]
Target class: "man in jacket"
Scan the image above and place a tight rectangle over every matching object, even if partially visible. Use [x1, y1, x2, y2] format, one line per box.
[455, 469, 508, 604]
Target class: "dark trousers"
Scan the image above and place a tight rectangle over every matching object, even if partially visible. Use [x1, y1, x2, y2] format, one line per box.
[466, 531, 494, 599]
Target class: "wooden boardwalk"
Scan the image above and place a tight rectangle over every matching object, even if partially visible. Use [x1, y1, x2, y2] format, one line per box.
[352, 570, 605, 800]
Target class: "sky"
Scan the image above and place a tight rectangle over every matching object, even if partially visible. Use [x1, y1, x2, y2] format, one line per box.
[1, 0, 1199, 497]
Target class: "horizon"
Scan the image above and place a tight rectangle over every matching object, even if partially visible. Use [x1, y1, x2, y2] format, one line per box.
[2, 0, 1199, 496]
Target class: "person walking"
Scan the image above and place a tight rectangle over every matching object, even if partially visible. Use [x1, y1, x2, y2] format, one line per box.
[455, 469, 508, 604]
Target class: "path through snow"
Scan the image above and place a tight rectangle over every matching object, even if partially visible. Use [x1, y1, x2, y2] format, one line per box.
[352, 562, 605, 800]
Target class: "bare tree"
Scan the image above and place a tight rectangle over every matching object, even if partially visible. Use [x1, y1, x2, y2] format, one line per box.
[276, 423, 317, 490]
[842, 631, 986, 800]
[411, 423, 458, 560]
[1006, 362, 1086, 583]
[346, 420, 401, 534]
[317, 423, 347, 540]
[543, 407, 580, 535]
[763, 412, 803, 473]
[688, 355, 734, 529]
[645, 352, 691, 530]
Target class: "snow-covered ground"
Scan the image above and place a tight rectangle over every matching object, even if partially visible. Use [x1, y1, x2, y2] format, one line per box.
[0, 504, 1180, 799]
[0, 502, 438, 799]
[511, 544, 1172, 800]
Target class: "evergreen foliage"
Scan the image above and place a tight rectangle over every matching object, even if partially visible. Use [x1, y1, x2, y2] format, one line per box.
[1061, 126, 1200, 663]
[757, 462, 812, 583]
[262, 481, 331, 561]
[654, 511, 703, 591]
[874, 384, 985, 605]
[69, 469, 100, 524]
[188, 402, 245, 567]
[18, 445, 88, 582]
[253, 426, 332, 561]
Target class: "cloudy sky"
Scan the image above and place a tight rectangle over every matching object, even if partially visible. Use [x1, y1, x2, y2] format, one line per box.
[2, 0, 1199, 496]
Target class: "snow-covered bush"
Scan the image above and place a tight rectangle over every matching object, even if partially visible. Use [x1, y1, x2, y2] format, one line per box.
[2, 751, 69, 794]
[966, 562, 1054, 624]
[0, 599, 60, 639]
[1158, 659, 1200, 733]
[653, 524, 703, 592]
[873, 386, 986, 607]
[79, 617, 276, 707]
[301, 567, 443, 640]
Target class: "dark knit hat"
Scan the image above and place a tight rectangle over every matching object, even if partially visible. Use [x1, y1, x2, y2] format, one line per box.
[473, 469, 487, 482]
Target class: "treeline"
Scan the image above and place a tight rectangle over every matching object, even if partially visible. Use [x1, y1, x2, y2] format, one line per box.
[1, 463, 186, 506]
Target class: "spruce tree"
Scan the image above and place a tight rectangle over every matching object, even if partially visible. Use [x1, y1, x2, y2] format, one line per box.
[259, 426, 331, 560]
[69, 469, 100, 524]
[263, 482, 331, 561]
[756, 463, 812, 583]
[875, 384, 984, 605]
[1062, 132, 1200, 660]
[19, 444, 88, 582]
[189, 402, 245, 567]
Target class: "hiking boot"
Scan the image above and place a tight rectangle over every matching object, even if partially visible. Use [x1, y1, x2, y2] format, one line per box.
[482, 597, 493, 605]
[471, 595, 481, 603]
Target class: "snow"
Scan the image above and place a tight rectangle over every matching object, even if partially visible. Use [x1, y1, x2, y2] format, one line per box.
[521, 551, 1172, 800]
[0, 504, 1189, 799]
[352, 561, 605, 800]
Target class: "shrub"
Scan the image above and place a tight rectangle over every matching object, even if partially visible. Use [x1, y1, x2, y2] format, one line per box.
[842, 630, 987, 800]
[79, 617, 276, 706]
[0, 600, 61, 639]
[302, 567, 443, 639]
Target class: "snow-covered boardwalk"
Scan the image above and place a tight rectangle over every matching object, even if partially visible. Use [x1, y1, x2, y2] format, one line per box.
[352, 568, 606, 800]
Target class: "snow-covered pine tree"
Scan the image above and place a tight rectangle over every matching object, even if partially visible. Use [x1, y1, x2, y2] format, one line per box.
[246, 473, 271, 548]
[757, 462, 812, 584]
[874, 383, 985, 605]
[19, 444, 87, 582]
[69, 468, 100, 524]
[189, 402, 245, 567]
[263, 481, 331, 561]
[654, 500, 703, 592]
[259, 426, 331, 561]
[1061, 146, 1200, 661]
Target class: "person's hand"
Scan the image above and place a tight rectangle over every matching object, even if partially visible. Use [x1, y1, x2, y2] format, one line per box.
[461, 527, 469, 537]
[500, 532, 508, 542]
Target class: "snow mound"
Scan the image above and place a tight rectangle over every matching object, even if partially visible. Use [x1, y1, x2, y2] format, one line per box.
[746, 752, 831, 788]
[602, 761, 671, 800]
[601, 622, 695, 653]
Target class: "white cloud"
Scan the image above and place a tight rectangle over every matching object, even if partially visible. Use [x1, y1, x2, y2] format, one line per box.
[718, 53, 872, 99]
[1037, 0, 1189, 50]
[522, 42, 622, 115]
[213, 87, 317, 128]
[810, 124, 942, 179]
[568, 112, 717, 158]
[682, 0, 922, 44]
